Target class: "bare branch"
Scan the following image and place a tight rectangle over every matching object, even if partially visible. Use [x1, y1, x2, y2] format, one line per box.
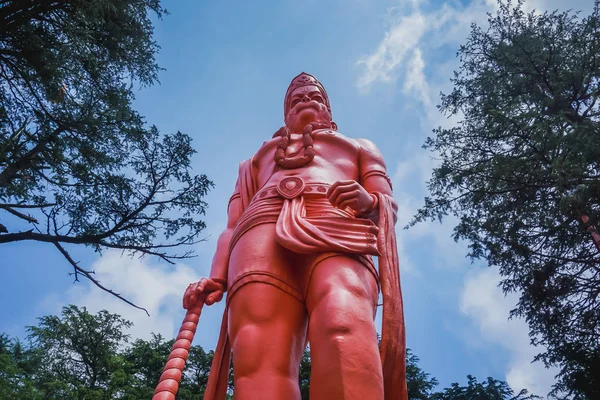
[0, 203, 56, 209]
[0, 204, 38, 223]
[53, 242, 149, 316]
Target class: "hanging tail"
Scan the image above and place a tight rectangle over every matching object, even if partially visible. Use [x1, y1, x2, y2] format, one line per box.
[153, 303, 204, 400]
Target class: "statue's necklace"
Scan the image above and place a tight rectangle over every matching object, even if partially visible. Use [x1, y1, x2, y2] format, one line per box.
[274, 122, 330, 169]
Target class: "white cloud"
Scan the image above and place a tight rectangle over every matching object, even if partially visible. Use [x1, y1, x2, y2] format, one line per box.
[522, 0, 594, 15]
[460, 268, 558, 397]
[358, 0, 590, 395]
[403, 48, 431, 108]
[356, 11, 429, 91]
[40, 251, 224, 347]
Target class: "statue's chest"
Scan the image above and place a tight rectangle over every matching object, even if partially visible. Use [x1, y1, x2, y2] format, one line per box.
[285, 137, 305, 157]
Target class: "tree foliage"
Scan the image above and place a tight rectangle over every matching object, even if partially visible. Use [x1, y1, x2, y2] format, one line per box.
[0, 0, 212, 310]
[1, 306, 231, 399]
[411, 1, 600, 398]
[27, 305, 132, 399]
[407, 349, 439, 399]
[298, 346, 311, 400]
[430, 376, 539, 400]
[0, 306, 538, 400]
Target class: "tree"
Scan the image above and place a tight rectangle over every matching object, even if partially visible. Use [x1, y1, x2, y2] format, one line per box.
[410, 1, 600, 398]
[27, 305, 132, 399]
[298, 346, 311, 400]
[295, 345, 535, 400]
[178, 343, 222, 399]
[124, 332, 224, 399]
[406, 349, 439, 399]
[0, 0, 212, 311]
[0, 306, 233, 399]
[431, 376, 539, 400]
[1, 305, 543, 399]
[122, 333, 174, 399]
[0, 334, 43, 399]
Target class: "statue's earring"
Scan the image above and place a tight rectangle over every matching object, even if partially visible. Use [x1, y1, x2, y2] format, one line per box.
[331, 121, 338, 130]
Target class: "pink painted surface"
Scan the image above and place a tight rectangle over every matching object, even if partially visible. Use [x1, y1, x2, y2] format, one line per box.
[157, 73, 407, 400]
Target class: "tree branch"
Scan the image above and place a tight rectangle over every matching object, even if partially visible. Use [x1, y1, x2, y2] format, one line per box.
[53, 242, 149, 316]
[0, 204, 38, 223]
[0, 202, 56, 209]
[0, 126, 64, 186]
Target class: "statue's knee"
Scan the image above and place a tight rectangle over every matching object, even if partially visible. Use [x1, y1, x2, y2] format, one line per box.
[231, 324, 265, 377]
[232, 324, 299, 379]
[314, 290, 375, 339]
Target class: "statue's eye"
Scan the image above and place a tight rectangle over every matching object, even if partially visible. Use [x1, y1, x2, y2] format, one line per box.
[291, 99, 300, 107]
[313, 95, 323, 103]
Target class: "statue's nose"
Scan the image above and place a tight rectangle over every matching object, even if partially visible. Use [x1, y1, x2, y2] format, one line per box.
[302, 95, 310, 102]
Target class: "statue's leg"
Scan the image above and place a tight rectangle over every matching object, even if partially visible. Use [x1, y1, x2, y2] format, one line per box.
[228, 281, 308, 400]
[305, 255, 383, 400]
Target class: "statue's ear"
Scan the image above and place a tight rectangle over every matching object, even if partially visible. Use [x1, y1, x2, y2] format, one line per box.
[331, 121, 338, 131]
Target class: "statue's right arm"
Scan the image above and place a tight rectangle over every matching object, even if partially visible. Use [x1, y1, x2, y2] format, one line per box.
[207, 191, 243, 288]
[183, 183, 244, 309]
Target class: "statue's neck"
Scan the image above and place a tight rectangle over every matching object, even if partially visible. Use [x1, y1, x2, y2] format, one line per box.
[288, 122, 332, 135]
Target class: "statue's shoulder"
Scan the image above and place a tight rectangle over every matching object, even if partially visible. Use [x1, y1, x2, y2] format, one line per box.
[319, 129, 361, 148]
[354, 137, 378, 150]
[354, 137, 384, 159]
[324, 131, 382, 155]
[243, 136, 278, 169]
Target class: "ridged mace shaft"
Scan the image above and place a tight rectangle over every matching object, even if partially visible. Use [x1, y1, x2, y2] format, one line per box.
[153, 303, 203, 400]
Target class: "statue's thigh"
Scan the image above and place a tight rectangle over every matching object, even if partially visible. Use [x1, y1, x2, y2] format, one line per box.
[228, 282, 308, 374]
[304, 256, 383, 399]
[305, 255, 379, 335]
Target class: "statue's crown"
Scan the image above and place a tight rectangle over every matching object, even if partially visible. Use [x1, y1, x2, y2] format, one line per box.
[284, 72, 331, 115]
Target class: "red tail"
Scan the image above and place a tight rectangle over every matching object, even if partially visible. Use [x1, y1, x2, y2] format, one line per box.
[153, 303, 203, 400]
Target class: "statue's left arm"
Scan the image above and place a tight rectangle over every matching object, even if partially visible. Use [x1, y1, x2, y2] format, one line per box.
[355, 138, 397, 224]
[327, 138, 397, 224]
[356, 138, 406, 400]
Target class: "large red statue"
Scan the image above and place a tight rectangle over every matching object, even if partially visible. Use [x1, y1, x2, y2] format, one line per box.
[161, 73, 407, 400]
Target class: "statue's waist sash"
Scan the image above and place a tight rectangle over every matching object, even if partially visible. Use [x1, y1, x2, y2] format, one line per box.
[229, 179, 380, 256]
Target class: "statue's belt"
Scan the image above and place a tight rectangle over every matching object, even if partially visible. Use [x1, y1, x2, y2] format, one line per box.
[230, 179, 333, 253]
[254, 177, 330, 201]
[229, 178, 369, 255]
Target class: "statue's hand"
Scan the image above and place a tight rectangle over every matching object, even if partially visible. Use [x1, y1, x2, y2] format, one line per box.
[327, 180, 376, 216]
[183, 278, 225, 309]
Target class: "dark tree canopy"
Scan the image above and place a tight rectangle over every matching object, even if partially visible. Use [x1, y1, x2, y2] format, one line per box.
[0, 306, 232, 399]
[411, 0, 600, 398]
[0, 1, 212, 310]
[0, 306, 539, 400]
[406, 349, 439, 399]
[430, 376, 539, 400]
[27, 305, 133, 399]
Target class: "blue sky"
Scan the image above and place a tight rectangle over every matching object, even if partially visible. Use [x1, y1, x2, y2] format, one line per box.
[0, 0, 595, 397]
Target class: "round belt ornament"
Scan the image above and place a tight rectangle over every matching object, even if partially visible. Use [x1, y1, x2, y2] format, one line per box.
[277, 177, 305, 199]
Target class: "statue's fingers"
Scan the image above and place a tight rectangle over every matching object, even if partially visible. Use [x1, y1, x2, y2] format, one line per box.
[196, 278, 207, 293]
[337, 198, 358, 210]
[190, 282, 205, 305]
[327, 181, 358, 201]
[326, 181, 342, 198]
[202, 278, 222, 293]
[327, 180, 353, 195]
[206, 291, 224, 305]
[327, 185, 348, 204]
[183, 284, 194, 309]
[333, 190, 358, 208]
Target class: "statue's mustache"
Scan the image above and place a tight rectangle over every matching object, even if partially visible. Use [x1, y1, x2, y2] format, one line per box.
[296, 102, 319, 112]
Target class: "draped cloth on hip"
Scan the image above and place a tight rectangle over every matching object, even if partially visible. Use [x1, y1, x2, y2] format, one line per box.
[204, 159, 408, 400]
[228, 182, 380, 257]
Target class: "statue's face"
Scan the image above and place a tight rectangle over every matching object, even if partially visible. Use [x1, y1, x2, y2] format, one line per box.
[284, 85, 331, 133]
